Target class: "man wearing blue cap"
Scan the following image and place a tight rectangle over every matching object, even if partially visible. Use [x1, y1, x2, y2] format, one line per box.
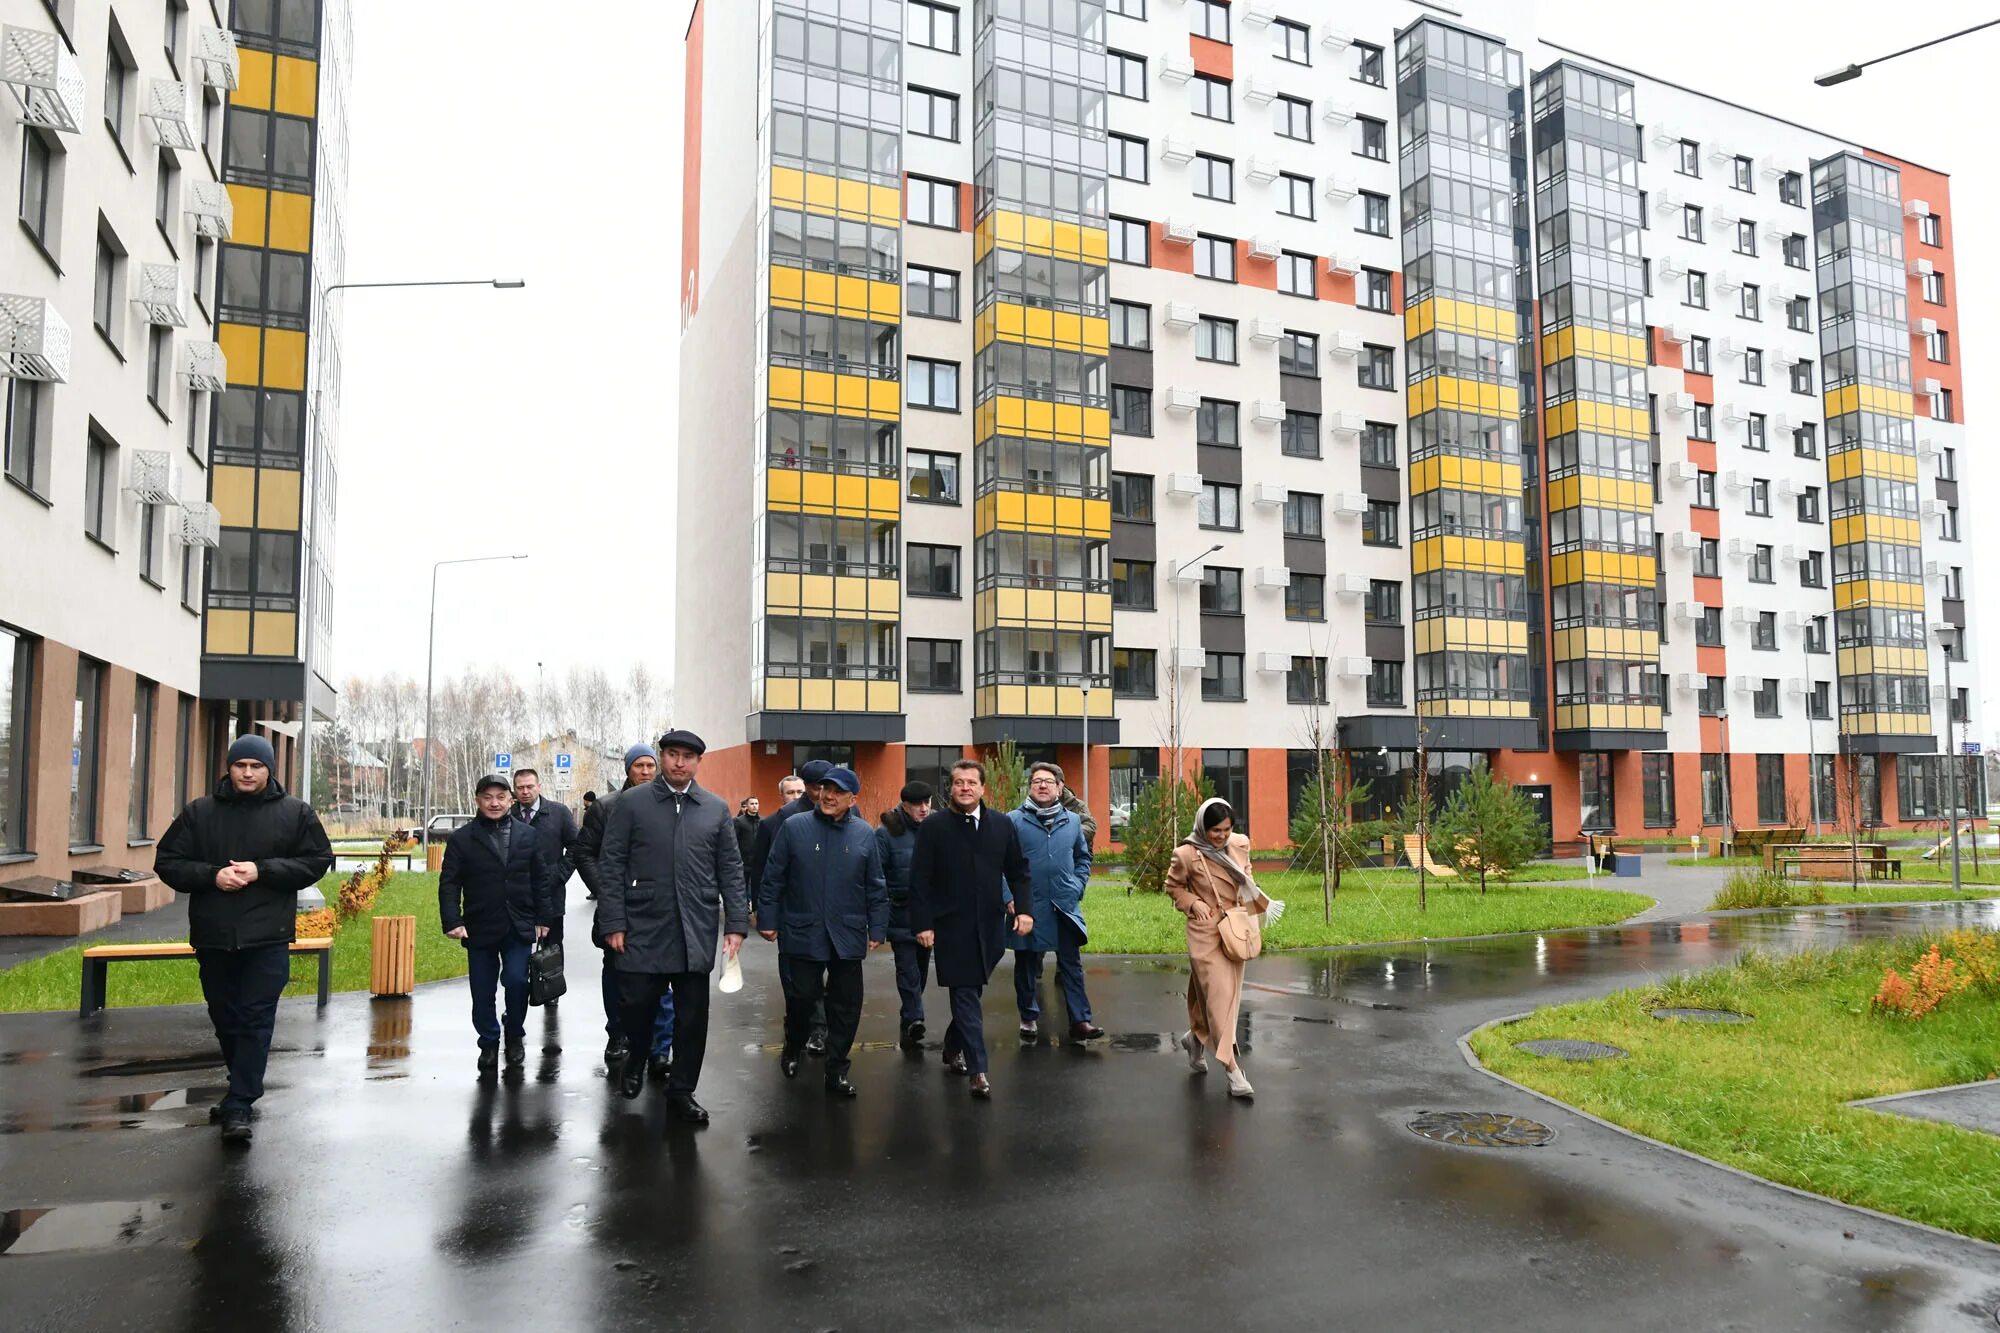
[750, 761, 833, 1055]
[575, 743, 677, 1074]
[155, 734, 333, 1144]
[757, 766, 887, 1097]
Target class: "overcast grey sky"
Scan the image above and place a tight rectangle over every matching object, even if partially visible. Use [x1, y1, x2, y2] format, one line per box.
[329, 0, 1997, 730]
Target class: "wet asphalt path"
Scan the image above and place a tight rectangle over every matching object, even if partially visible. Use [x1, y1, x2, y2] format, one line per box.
[2, 895, 1998, 1332]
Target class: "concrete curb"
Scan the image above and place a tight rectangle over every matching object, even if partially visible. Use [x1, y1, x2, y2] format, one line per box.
[1454, 1009, 2000, 1256]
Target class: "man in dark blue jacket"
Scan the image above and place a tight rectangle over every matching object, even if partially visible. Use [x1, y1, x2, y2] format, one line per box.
[756, 766, 887, 1098]
[751, 760, 832, 1055]
[440, 775, 556, 1077]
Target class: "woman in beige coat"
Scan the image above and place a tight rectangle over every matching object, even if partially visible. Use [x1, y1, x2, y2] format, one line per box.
[1162, 797, 1269, 1098]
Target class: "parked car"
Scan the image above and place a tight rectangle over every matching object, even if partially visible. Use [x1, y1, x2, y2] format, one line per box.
[397, 813, 474, 843]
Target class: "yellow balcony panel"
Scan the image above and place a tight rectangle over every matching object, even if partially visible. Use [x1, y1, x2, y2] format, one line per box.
[771, 165, 806, 208]
[272, 56, 317, 118]
[764, 572, 802, 610]
[764, 676, 801, 711]
[1545, 399, 1576, 438]
[1084, 591, 1112, 629]
[263, 329, 307, 390]
[867, 681, 900, 712]
[255, 467, 301, 530]
[869, 577, 901, 617]
[251, 611, 296, 657]
[225, 184, 268, 246]
[795, 678, 835, 713]
[994, 683, 1028, 716]
[217, 323, 262, 385]
[205, 608, 250, 655]
[263, 189, 312, 252]
[1025, 588, 1058, 623]
[869, 184, 900, 225]
[211, 465, 257, 528]
[795, 573, 835, 612]
[1858, 383, 1914, 418]
[829, 679, 864, 713]
[232, 48, 273, 108]
[1025, 685, 1059, 717]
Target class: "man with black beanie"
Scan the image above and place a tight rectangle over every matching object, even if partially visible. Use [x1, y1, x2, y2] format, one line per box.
[751, 761, 833, 1055]
[155, 734, 333, 1144]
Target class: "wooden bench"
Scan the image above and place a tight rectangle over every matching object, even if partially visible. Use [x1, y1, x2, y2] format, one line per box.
[80, 938, 333, 1017]
[1774, 845, 1902, 882]
[1402, 834, 1458, 878]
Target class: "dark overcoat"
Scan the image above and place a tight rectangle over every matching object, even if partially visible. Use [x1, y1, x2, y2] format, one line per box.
[758, 807, 888, 961]
[907, 804, 1033, 988]
[596, 777, 749, 975]
[875, 809, 921, 942]
[748, 794, 813, 897]
[438, 815, 556, 949]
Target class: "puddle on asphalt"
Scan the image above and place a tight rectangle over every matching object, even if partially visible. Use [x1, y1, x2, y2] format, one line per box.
[1, 1085, 230, 1135]
[0, 1201, 176, 1256]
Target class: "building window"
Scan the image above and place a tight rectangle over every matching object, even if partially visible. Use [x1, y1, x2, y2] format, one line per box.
[1283, 491, 1322, 539]
[94, 227, 123, 343]
[1286, 573, 1325, 622]
[1809, 681, 1831, 718]
[1361, 421, 1396, 467]
[1273, 18, 1310, 65]
[4, 380, 51, 495]
[1287, 657, 1327, 705]
[1360, 267, 1392, 312]
[1279, 172, 1314, 219]
[1735, 219, 1757, 255]
[83, 430, 116, 546]
[1925, 328, 1949, 363]
[1729, 154, 1752, 191]
[1939, 446, 1957, 481]
[1107, 746, 1160, 838]
[1782, 234, 1806, 269]
[1749, 544, 1773, 583]
[1941, 504, 1960, 542]
[1685, 270, 1706, 308]
[906, 175, 958, 228]
[907, 265, 960, 320]
[128, 681, 155, 842]
[1754, 678, 1779, 718]
[1279, 252, 1317, 298]
[1681, 204, 1703, 242]
[0, 628, 31, 856]
[1193, 152, 1233, 202]
[1363, 500, 1399, 546]
[1197, 482, 1240, 531]
[1677, 139, 1700, 176]
[1200, 567, 1243, 614]
[1359, 344, 1394, 389]
[1922, 269, 1946, 305]
[1642, 754, 1675, 828]
[1366, 580, 1401, 625]
[1109, 215, 1148, 264]
[1919, 212, 1941, 246]
[1194, 234, 1236, 282]
[1201, 654, 1244, 702]
[181, 543, 202, 611]
[1110, 385, 1152, 436]
[908, 544, 960, 598]
[1748, 478, 1770, 516]
[71, 656, 104, 848]
[909, 0, 959, 52]
[173, 693, 192, 813]
[1355, 41, 1384, 85]
[1743, 348, 1763, 386]
[1700, 753, 1730, 825]
[1693, 468, 1717, 509]
[1192, 0, 1229, 41]
[104, 31, 133, 146]
[1789, 358, 1813, 394]
[1281, 411, 1319, 459]
[1691, 404, 1713, 441]
[1786, 296, 1811, 332]
[1113, 648, 1157, 699]
[1797, 486, 1821, 523]
[1109, 132, 1147, 182]
[1688, 336, 1710, 374]
[1274, 95, 1312, 142]
[1279, 330, 1317, 377]
[1739, 282, 1761, 320]
[1357, 116, 1387, 160]
[908, 639, 961, 693]
[1196, 398, 1239, 447]
[1699, 676, 1725, 717]
[1109, 300, 1150, 349]
[1696, 606, 1722, 646]
[1367, 661, 1403, 708]
[1111, 559, 1154, 610]
[1195, 316, 1237, 363]
[20, 128, 57, 251]
[1110, 472, 1153, 521]
[1361, 191, 1390, 236]
[907, 449, 959, 503]
[1109, 50, 1147, 100]
[1779, 171, 1803, 206]
[1744, 413, 1767, 451]
[1752, 611, 1777, 650]
[139, 500, 162, 585]
[1755, 754, 1786, 823]
[1695, 538, 1720, 578]
[1190, 73, 1231, 122]
[1930, 387, 1953, 422]
[147, 326, 171, 410]
[1577, 753, 1615, 831]
[1201, 749, 1249, 832]
[907, 358, 959, 410]
[1792, 422, 1817, 458]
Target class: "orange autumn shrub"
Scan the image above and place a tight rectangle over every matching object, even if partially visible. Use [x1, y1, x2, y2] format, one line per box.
[1944, 929, 1999, 994]
[1871, 944, 1970, 1020]
[294, 908, 336, 938]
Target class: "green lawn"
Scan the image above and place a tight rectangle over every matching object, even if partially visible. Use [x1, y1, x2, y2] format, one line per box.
[0, 872, 465, 1014]
[1082, 866, 1647, 954]
[1470, 937, 2000, 1242]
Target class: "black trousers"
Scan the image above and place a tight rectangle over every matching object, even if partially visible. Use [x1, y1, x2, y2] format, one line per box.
[195, 943, 293, 1113]
[942, 985, 988, 1075]
[891, 939, 931, 1025]
[617, 971, 709, 1095]
[775, 952, 827, 1036]
[782, 956, 863, 1079]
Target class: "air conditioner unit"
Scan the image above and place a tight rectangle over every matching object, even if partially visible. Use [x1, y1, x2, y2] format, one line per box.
[1334, 573, 1370, 596]
[1707, 142, 1738, 163]
[178, 500, 220, 548]
[1249, 316, 1283, 344]
[1758, 156, 1785, 181]
[1338, 657, 1372, 678]
[1730, 607, 1752, 626]
[0, 293, 72, 382]
[1710, 211, 1739, 231]
[1254, 566, 1291, 589]
[1649, 124, 1679, 146]
[1652, 190, 1683, 215]
[1774, 480, 1799, 501]
[1164, 386, 1199, 413]
[1924, 559, 1943, 578]
[132, 263, 187, 328]
[1162, 301, 1199, 329]
[1256, 652, 1290, 674]
[1252, 482, 1287, 507]
[1173, 645, 1206, 671]
[192, 25, 240, 90]
[1330, 412, 1366, 438]
[1911, 257, 1935, 277]
[1662, 323, 1692, 345]
[1722, 403, 1747, 424]
[1783, 610, 1803, 628]
[1726, 537, 1750, 557]
[1784, 677, 1808, 697]
[1663, 392, 1694, 415]
[1779, 544, 1802, 562]
[1657, 255, 1688, 282]
[1327, 330, 1365, 358]
[1162, 218, 1197, 245]
[1666, 460, 1697, 483]
[126, 450, 180, 507]
[1674, 673, 1701, 692]
[1321, 100, 1356, 126]
[1919, 376, 1942, 396]
[1160, 136, 1196, 165]
[1766, 289, 1794, 312]
[1239, 2, 1278, 28]
[1916, 316, 1939, 336]
[1326, 252, 1362, 275]
[183, 340, 226, 393]
[1331, 492, 1369, 516]
[1320, 27, 1353, 52]
[1904, 197, 1931, 219]
[1, 23, 87, 133]
[1771, 412, 1796, 434]
[1252, 398, 1286, 425]
[1773, 350, 1802, 368]
[1245, 155, 1281, 184]
[1165, 472, 1202, 498]
[1243, 76, 1278, 106]
[1672, 601, 1697, 623]
[1248, 234, 1281, 261]
[187, 180, 233, 240]
[1669, 531, 1701, 554]
[1722, 469, 1748, 490]
[1923, 498, 1948, 518]
[1732, 674, 1755, 694]
[1716, 338, 1744, 360]
[1764, 224, 1792, 246]
[1323, 176, 1360, 202]
[1915, 436, 1939, 459]
[142, 77, 197, 150]
[1159, 52, 1195, 84]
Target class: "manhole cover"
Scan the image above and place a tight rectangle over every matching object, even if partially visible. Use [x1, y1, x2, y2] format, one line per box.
[1648, 1008, 1752, 1024]
[1516, 1039, 1627, 1061]
[1407, 1111, 1555, 1147]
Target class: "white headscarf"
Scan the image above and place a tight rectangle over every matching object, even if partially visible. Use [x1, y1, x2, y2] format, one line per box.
[1183, 798, 1285, 924]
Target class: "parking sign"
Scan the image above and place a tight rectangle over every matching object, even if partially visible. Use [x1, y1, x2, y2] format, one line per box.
[495, 753, 512, 772]
[555, 753, 572, 770]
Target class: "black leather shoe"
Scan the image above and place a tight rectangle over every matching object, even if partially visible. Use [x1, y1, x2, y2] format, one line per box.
[503, 1041, 526, 1068]
[477, 1045, 499, 1076]
[1018, 1019, 1039, 1040]
[667, 1094, 709, 1125]
[1069, 1021, 1107, 1042]
[781, 1049, 801, 1079]
[969, 1074, 992, 1099]
[604, 1037, 630, 1067]
[943, 1051, 968, 1076]
[805, 1030, 827, 1057]
[619, 1052, 646, 1100]
[825, 1076, 857, 1099]
[219, 1110, 254, 1144]
[900, 1021, 925, 1047]
[648, 1054, 672, 1084]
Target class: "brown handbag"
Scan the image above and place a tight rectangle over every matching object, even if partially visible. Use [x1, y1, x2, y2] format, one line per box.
[1217, 905, 1263, 962]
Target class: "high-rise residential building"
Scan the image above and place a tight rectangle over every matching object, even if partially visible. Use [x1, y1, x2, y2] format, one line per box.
[675, 0, 1980, 846]
[1, 0, 345, 879]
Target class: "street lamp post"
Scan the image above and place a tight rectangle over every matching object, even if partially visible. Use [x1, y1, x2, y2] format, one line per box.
[297, 278, 526, 808]
[1815, 18, 2000, 84]
[1167, 542, 1225, 790]
[421, 554, 527, 864]
[1937, 624, 1963, 894]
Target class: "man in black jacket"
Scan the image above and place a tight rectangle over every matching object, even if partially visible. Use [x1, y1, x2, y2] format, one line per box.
[732, 797, 761, 872]
[154, 734, 334, 1144]
[440, 775, 556, 1077]
[575, 743, 674, 1075]
[751, 763, 830, 1055]
[910, 758, 1033, 1099]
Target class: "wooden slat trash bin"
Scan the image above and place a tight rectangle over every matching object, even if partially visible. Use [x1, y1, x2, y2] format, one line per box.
[370, 915, 417, 996]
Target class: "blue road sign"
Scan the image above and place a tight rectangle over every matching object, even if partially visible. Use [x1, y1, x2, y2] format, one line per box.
[495, 753, 512, 771]
[555, 753, 572, 769]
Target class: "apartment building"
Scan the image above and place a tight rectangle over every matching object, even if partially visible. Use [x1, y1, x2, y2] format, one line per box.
[674, 0, 1979, 846]
[1, 0, 346, 878]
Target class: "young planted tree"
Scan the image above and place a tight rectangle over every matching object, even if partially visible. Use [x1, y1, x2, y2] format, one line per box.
[1287, 751, 1387, 910]
[1432, 762, 1544, 895]
[983, 739, 1030, 814]
[1124, 772, 1215, 896]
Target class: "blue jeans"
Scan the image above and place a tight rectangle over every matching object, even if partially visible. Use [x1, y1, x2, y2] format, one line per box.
[891, 939, 931, 1026]
[599, 944, 673, 1055]
[466, 936, 533, 1047]
[195, 943, 292, 1113]
[1012, 913, 1091, 1025]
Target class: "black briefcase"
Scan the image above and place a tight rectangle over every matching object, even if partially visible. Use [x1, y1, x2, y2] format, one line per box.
[528, 941, 567, 1006]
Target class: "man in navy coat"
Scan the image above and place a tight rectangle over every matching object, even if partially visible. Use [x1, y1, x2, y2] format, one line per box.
[440, 775, 556, 1077]
[757, 767, 887, 1098]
